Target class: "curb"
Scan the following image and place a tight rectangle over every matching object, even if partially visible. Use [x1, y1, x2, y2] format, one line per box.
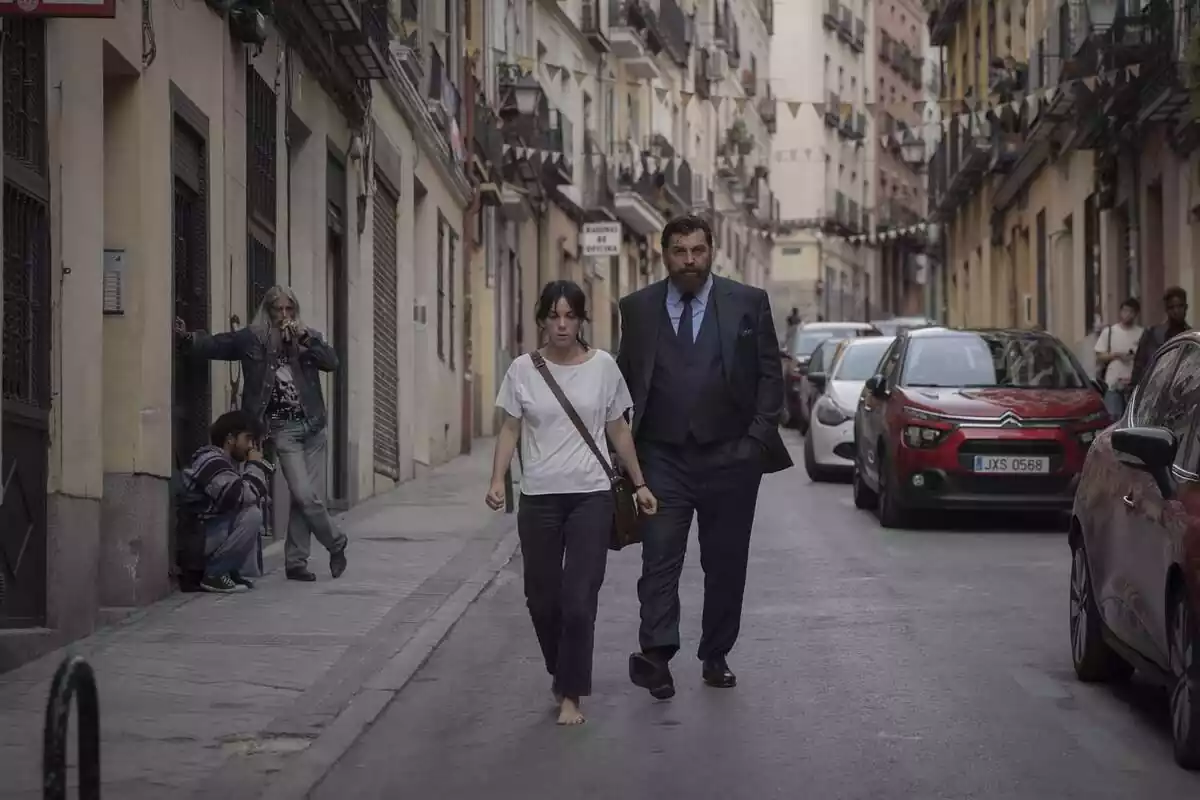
[253, 524, 520, 799]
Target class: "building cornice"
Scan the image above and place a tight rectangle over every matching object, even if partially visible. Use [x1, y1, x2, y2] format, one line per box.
[380, 55, 473, 208]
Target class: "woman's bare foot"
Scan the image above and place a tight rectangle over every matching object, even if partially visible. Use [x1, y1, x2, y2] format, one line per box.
[556, 697, 585, 725]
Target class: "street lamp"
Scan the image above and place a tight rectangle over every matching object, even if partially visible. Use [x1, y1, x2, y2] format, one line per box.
[498, 64, 542, 119]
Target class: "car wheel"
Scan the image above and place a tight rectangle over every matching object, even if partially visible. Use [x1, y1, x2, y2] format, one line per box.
[875, 447, 908, 528]
[803, 432, 837, 482]
[1068, 542, 1133, 683]
[1169, 585, 1200, 769]
[852, 459, 877, 509]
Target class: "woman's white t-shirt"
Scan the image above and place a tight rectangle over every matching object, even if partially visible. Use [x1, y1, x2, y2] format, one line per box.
[496, 349, 633, 495]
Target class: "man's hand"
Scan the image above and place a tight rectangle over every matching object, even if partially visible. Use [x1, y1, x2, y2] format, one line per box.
[635, 486, 658, 516]
[247, 448, 264, 463]
[174, 317, 188, 336]
[485, 480, 506, 510]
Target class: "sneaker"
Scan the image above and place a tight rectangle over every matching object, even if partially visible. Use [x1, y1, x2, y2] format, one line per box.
[230, 572, 255, 590]
[200, 574, 246, 593]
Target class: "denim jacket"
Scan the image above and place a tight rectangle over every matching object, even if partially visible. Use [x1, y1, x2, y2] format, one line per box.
[180, 325, 338, 431]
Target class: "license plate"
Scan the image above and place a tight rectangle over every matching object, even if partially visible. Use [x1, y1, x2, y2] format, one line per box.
[972, 455, 1050, 473]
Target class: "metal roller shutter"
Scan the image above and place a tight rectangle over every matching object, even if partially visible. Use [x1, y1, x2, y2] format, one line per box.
[372, 176, 401, 478]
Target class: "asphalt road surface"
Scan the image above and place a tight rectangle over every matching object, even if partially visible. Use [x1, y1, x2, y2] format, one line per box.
[312, 433, 1200, 800]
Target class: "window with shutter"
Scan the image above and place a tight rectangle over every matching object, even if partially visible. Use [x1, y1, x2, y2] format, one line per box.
[246, 68, 277, 318]
[372, 176, 401, 478]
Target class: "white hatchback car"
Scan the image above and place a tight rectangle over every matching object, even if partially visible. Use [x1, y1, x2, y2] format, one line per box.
[803, 336, 895, 482]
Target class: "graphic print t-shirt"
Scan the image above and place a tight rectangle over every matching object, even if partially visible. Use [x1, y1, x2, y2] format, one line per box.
[495, 350, 633, 495]
[266, 355, 304, 419]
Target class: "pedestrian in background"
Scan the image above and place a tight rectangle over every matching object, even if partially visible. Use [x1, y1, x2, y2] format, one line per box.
[1093, 298, 1142, 419]
[616, 214, 792, 700]
[176, 285, 348, 583]
[1131, 286, 1190, 388]
[486, 280, 657, 726]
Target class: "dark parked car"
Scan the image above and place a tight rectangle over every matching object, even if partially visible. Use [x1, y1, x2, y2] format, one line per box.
[784, 321, 879, 431]
[852, 327, 1110, 527]
[1069, 331, 1200, 769]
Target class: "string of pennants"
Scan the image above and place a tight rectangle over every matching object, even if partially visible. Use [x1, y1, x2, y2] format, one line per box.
[453, 36, 1144, 152]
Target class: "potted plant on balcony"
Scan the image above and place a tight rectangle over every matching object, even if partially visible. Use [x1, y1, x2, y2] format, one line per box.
[727, 119, 754, 156]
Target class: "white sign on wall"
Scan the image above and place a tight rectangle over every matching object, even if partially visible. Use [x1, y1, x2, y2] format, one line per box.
[580, 222, 622, 257]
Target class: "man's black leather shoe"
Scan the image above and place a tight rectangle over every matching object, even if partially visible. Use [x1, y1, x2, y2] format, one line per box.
[330, 546, 348, 579]
[286, 568, 316, 582]
[702, 657, 737, 688]
[629, 652, 675, 699]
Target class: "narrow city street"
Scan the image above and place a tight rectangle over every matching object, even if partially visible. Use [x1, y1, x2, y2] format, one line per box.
[313, 431, 1200, 800]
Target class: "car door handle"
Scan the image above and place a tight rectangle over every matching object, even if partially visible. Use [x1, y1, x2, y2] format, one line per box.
[1123, 494, 1136, 509]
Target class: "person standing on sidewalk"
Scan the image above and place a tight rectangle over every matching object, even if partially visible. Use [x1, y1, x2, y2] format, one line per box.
[616, 214, 792, 700]
[1131, 286, 1191, 388]
[176, 285, 348, 583]
[1093, 298, 1142, 419]
[486, 280, 658, 726]
[180, 410, 272, 593]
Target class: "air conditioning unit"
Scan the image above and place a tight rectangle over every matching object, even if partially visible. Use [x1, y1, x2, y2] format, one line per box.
[705, 48, 728, 82]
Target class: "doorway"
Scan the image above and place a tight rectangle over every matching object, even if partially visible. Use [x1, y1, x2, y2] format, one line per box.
[1, 18, 50, 628]
[326, 154, 349, 505]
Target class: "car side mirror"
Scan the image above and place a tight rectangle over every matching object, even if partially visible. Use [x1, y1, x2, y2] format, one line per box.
[807, 371, 827, 390]
[1112, 426, 1177, 496]
[865, 374, 888, 399]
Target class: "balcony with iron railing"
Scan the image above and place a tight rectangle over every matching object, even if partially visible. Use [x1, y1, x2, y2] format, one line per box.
[300, 0, 389, 78]
[657, 0, 690, 67]
[927, 0, 967, 47]
[742, 68, 758, 96]
[726, 15, 742, 67]
[714, 0, 732, 46]
[472, 96, 504, 173]
[389, 0, 422, 87]
[608, 0, 662, 79]
[499, 63, 573, 185]
[836, 5, 854, 47]
[759, 90, 777, 134]
[580, 0, 611, 53]
[928, 115, 989, 218]
[821, 0, 839, 31]
[852, 18, 866, 52]
[580, 132, 617, 219]
[757, 0, 774, 35]
[823, 92, 841, 128]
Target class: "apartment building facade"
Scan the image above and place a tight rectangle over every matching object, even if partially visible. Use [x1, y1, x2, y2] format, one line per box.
[769, 0, 874, 328]
[874, 0, 930, 318]
[929, 0, 1198, 343]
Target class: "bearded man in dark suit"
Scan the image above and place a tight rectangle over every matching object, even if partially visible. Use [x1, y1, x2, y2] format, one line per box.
[616, 214, 792, 699]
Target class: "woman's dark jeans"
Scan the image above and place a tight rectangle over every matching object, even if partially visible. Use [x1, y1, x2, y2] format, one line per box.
[517, 490, 613, 699]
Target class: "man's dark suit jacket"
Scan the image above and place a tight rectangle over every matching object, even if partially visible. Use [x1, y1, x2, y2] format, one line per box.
[616, 274, 793, 475]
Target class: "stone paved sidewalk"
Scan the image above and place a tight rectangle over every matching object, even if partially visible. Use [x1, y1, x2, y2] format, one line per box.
[0, 440, 518, 800]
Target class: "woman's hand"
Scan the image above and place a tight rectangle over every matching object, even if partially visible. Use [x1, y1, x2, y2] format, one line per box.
[485, 481, 507, 511]
[635, 485, 658, 515]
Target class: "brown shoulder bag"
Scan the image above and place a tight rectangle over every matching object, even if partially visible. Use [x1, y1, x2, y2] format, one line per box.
[529, 351, 642, 551]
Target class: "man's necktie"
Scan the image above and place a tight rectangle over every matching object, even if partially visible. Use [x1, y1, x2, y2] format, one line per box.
[678, 293, 694, 345]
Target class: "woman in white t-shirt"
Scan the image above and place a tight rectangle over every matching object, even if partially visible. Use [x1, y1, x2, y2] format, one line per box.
[486, 280, 658, 726]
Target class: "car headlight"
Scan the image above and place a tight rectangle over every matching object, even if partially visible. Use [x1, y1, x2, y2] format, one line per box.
[815, 397, 851, 427]
[902, 425, 949, 448]
[902, 405, 944, 423]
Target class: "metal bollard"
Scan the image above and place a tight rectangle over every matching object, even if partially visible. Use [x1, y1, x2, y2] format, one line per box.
[43, 655, 100, 800]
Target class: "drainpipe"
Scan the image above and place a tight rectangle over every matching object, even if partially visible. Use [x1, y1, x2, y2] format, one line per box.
[1127, 139, 1142, 300]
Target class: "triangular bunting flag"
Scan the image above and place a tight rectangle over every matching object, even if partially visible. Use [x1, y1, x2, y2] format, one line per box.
[681, 91, 693, 108]
[546, 64, 560, 80]
[574, 70, 587, 85]
[712, 96, 722, 110]
[812, 103, 824, 118]
[656, 87, 669, 103]
[1129, 64, 1141, 78]
[787, 101, 802, 118]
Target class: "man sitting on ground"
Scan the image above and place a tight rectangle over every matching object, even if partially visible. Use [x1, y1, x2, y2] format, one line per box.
[180, 410, 273, 593]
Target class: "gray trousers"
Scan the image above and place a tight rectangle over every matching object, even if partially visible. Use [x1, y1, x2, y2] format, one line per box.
[204, 506, 264, 578]
[274, 422, 348, 570]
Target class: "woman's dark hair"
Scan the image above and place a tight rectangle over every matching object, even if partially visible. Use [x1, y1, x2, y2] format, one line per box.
[535, 280, 590, 348]
[210, 410, 263, 447]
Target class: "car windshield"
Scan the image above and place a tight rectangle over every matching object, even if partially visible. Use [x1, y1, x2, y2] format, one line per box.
[900, 333, 1088, 388]
[810, 338, 842, 371]
[833, 339, 894, 380]
[791, 330, 837, 356]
